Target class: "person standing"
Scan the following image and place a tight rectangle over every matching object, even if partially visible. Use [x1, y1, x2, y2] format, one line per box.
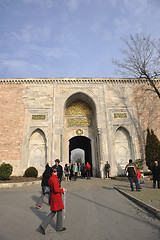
[69, 162, 73, 180]
[73, 162, 78, 181]
[104, 161, 110, 178]
[125, 159, 140, 191]
[152, 161, 160, 188]
[81, 163, 85, 178]
[86, 162, 91, 179]
[136, 164, 142, 189]
[39, 168, 67, 234]
[64, 163, 70, 181]
[78, 162, 81, 177]
[52, 159, 63, 187]
[36, 163, 52, 209]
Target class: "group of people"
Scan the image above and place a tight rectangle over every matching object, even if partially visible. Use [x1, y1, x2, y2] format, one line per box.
[64, 161, 91, 181]
[125, 159, 160, 191]
[36, 159, 66, 234]
[125, 159, 142, 191]
[36, 159, 91, 235]
[36, 158, 160, 235]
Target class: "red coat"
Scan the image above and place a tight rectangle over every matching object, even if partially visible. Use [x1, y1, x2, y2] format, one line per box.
[86, 163, 91, 170]
[48, 174, 64, 212]
[136, 169, 141, 179]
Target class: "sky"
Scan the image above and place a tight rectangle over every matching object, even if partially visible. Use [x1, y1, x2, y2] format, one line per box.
[0, 0, 160, 79]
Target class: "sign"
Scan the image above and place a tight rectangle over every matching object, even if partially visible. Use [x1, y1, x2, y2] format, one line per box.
[114, 113, 127, 118]
[67, 118, 92, 127]
[32, 115, 46, 120]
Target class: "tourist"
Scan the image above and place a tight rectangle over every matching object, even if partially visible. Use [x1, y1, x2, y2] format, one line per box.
[64, 163, 70, 181]
[39, 168, 67, 234]
[104, 161, 110, 178]
[73, 162, 78, 181]
[78, 162, 81, 177]
[36, 163, 52, 209]
[86, 162, 91, 179]
[81, 163, 85, 178]
[69, 162, 73, 180]
[136, 164, 142, 189]
[125, 159, 139, 191]
[152, 161, 160, 188]
[52, 159, 63, 187]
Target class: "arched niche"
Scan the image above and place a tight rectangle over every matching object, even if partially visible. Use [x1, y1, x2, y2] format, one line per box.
[28, 129, 47, 175]
[114, 127, 133, 175]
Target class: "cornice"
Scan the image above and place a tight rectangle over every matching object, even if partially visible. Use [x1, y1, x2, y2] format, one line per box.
[0, 77, 160, 84]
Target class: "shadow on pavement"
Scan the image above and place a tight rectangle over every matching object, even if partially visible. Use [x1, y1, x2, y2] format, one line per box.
[68, 191, 160, 230]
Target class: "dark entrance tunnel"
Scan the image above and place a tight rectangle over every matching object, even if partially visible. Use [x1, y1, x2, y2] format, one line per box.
[69, 136, 92, 175]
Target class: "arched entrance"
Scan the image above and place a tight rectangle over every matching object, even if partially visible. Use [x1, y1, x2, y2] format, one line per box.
[63, 92, 99, 177]
[69, 136, 92, 174]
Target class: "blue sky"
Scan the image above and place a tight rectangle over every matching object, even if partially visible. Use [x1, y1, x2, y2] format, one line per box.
[0, 0, 160, 78]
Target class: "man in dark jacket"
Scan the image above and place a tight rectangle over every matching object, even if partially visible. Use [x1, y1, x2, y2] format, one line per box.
[125, 159, 139, 191]
[152, 161, 160, 188]
[52, 159, 63, 187]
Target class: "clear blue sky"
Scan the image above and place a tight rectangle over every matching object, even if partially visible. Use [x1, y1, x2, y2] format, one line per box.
[0, 0, 160, 78]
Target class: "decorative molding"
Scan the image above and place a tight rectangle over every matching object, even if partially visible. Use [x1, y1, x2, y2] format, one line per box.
[0, 78, 160, 84]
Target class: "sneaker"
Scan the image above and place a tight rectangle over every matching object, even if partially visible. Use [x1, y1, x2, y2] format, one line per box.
[36, 205, 42, 209]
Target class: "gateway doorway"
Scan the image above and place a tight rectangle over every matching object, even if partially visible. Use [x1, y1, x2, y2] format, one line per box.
[69, 136, 92, 175]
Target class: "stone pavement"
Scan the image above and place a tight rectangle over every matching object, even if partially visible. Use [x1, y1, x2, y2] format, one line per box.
[61, 178, 160, 216]
[0, 177, 160, 219]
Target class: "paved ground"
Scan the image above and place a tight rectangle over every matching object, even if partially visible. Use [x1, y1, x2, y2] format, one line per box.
[0, 178, 160, 240]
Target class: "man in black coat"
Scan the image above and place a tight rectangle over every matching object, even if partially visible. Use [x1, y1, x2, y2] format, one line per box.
[52, 159, 63, 187]
[152, 161, 160, 188]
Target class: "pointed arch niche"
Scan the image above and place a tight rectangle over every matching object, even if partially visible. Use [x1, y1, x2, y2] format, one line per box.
[114, 127, 133, 175]
[28, 129, 47, 175]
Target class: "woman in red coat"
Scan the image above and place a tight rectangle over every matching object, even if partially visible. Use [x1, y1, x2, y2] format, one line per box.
[40, 167, 67, 234]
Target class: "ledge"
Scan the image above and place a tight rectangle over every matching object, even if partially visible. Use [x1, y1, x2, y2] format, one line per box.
[0, 180, 41, 189]
[0, 77, 160, 84]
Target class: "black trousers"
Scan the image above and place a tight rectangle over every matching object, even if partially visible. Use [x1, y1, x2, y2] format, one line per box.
[153, 180, 160, 188]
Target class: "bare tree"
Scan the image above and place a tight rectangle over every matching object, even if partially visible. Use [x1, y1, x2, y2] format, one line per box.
[113, 32, 160, 98]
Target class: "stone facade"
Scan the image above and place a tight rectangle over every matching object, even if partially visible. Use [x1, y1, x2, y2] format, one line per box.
[0, 78, 159, 177]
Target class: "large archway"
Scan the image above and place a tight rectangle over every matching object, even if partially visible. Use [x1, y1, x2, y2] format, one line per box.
[63, 92, 99, 176]
[69, 136, 92, 175]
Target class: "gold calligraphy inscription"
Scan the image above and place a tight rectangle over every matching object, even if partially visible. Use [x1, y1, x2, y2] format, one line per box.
[67, 118, 92, 127]
[32, 115, 46, 120]
[114, 113, 127, 118]
[65, 101, 93, 115]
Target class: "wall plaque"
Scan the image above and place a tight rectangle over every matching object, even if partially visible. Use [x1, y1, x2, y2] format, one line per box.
[67, 118, 92, 127]
[32, 115, 46, 120]
[114, 113, 127, 118]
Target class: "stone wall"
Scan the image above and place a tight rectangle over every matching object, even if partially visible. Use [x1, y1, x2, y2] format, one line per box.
[0, 84, 25, 174]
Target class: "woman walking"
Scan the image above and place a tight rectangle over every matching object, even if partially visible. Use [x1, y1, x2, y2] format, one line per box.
[40, 167, 67, 234]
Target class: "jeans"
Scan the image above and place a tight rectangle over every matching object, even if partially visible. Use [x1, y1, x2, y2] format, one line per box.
[137, 179, 141, 189]
[86, 170, 90, 179]
[128, 176, 139, 191]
